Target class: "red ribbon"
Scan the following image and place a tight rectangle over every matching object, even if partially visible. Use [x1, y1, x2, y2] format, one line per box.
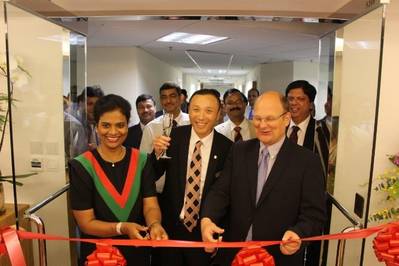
[85, 244, 126, 266]
[232, 245, 275, 266]
[1, 221, 399, 266]
[373, 224, 399, 265]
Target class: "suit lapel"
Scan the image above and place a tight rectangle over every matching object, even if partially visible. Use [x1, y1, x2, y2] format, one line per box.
[257, 138, 291, 207]
[178, 127, 191, 196]
[247, 140, 260, 207]
[303, 118, 315, 151]
[202, 132, 219, 197]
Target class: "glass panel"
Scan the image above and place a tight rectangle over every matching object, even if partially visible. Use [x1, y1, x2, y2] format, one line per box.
[0, 3, 86, 265]
[327, 6, 384, 265]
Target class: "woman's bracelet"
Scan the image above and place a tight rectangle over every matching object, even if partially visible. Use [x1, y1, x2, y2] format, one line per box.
[116, 222, 123, 235]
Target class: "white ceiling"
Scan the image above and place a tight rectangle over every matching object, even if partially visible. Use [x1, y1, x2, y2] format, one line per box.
[15, 0, 370, 79]
[87, 18, 340, 76]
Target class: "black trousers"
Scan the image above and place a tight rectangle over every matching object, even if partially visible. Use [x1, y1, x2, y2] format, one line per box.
[161, 221, 211, 266]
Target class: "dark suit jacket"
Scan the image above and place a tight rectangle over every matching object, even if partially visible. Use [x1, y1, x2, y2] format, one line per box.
[123, 123, 142, 149]
[303, 117, 316, 151]
[201, 138, 326, 266]
[153, 125, 233, 239]
[301, 117, 329, 177]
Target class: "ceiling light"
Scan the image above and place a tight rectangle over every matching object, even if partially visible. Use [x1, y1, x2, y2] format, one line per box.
[157, 32, 228, 45]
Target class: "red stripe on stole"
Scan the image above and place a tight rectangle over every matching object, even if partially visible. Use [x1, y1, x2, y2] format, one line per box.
[83, 150, 139, 208]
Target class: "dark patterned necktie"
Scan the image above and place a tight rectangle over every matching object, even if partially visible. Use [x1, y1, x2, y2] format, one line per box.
[289, 126, 300, 144]
[234, 126, 243, 142]
[183, 141, 202, 232]
[172, 120, 178, 128]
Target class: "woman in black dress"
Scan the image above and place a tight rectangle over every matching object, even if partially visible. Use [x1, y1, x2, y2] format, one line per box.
[69, 94, 168, 265]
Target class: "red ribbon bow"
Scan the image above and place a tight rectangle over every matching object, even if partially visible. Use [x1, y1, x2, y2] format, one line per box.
[0, 227, 26, 266]
[373, 225, 399, 266]
[232, 245, 275, 266]
[85, 244, 126, 266]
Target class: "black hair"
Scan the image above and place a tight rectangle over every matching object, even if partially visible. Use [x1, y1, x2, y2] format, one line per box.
[93, 94, 131, 124]
[181, 89, 188, 98]
[248, 88, 260, 96]
[159, 82, 181, 95]
[285, 80, 317, 102]
[189, 89, 221, 109]
[223, 88, 247, 104]
[135, 94, 155, 108]
[77, 86, 104, 103]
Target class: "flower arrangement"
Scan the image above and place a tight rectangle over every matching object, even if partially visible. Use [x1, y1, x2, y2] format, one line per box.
[369, 153, 399, 222]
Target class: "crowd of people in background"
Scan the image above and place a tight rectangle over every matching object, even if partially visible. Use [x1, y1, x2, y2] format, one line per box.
[63, 80, 332, 266]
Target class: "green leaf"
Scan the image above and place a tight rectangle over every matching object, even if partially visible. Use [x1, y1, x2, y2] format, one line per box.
[0, 172, 37, 179]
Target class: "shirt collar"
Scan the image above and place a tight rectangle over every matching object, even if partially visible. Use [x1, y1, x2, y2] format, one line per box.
[259, 135, 285, 160]
[190, 127, 214, 148]
[173, 110, 183, 124]
[289, 115, 311, 132]
[139, 122, 145, 130]
[228, 118, 248, 132]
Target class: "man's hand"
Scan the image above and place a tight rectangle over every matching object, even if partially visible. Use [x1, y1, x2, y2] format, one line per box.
[149, 222, 168, 240]
[153, 135, 171, 158]
[201, 217, 224, 253]
[280, 230, 301, 255]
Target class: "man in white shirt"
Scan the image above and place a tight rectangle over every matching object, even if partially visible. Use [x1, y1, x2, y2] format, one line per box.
[245, 88, 259, 120]
[285, 80, 317, 149]
[215, 88, 256, 142]
[152, 89, 232, 266]
[140, 82, 190, 192]
[285, 80, 327, 266]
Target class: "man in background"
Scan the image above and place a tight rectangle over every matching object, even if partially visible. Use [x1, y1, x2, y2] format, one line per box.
[180, 89, 189, 113]
[77, 86, 104, 149]
[140, 82, 190, 192]
[124, 94, 156, 149]
[245, 88, 259, 120]
[285, 80, 329, 265]
[215, 88, 256, 142]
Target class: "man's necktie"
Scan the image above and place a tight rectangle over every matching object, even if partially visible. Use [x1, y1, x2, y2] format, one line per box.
[172, 120, 178, 128]
[183, 141, 202, 232]
[248, 107, 253, 120]
[246, 147, 269, 240]
[256, 148, 269, 202]
[289, 126, 300, 144]
[234, 126, 243, 142]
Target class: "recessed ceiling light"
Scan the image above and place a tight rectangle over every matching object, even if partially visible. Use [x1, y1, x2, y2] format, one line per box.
[157, 32, 228, 45]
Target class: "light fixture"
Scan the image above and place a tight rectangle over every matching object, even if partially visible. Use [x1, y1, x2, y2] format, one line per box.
[335, 37, 344, 52]
[157, 32, 228, 45]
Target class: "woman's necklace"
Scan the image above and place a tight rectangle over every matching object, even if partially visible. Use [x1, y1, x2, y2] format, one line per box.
[98, 146, 126, 167]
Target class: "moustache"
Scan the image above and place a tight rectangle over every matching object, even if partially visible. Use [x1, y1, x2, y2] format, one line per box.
[230, 107, 241, 112]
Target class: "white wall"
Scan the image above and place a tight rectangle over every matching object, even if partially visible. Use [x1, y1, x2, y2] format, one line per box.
[259, 61, 293, 93]
[87, 47, 182, 125]
[0, 4, 71, 266]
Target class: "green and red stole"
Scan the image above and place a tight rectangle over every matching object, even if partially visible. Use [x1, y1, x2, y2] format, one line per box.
[75, 149, 147, 222]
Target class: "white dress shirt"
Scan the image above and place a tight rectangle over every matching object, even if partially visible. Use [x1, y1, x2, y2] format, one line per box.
[287, 115, 311, 146]
[139, 111, 190, 153]
[140, 111, 190, 192]
[214, 118, 255, 142]
[179, 128, 214, 220]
